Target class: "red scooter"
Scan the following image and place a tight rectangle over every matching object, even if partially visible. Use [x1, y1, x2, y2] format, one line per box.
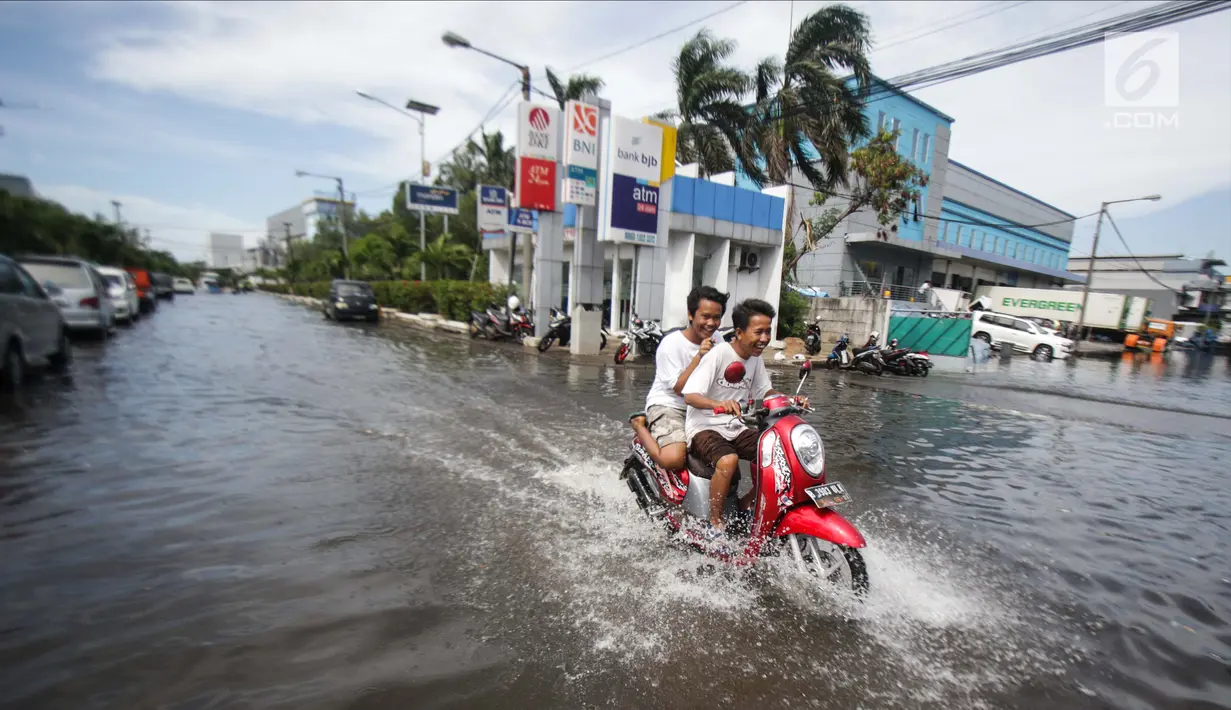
[621, 361, 869, 593]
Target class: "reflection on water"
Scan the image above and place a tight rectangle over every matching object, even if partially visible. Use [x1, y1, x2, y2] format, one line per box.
[0, 295, 1228, 710]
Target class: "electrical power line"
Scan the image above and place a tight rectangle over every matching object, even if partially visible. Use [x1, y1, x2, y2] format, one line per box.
[1101, 209, 1183, 292]
[871, 1, 1031, 54]
[556, 0, 751, 75]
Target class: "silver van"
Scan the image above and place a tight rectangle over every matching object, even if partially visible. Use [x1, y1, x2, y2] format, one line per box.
[17, 255, 117, 337]
[1, 255, 72, 389]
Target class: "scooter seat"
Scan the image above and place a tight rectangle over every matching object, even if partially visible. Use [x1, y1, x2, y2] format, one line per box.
[687, 453, 716, 480]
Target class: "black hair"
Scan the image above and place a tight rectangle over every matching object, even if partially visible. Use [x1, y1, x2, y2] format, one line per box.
[687, 286, 730, 317]
[732, 298, 776, 331]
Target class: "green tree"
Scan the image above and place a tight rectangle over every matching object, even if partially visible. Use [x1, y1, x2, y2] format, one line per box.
[783, 128, 929, 280]
[654, 29, 750, 178]
[350, 232, 398, 280]
[405, 234, 474, 281]
[544, 68, 605, 110]
[743, 4, 872, 190]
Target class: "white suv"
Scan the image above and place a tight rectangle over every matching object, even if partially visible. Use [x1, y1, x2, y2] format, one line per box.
[971, 311, 1074, 360]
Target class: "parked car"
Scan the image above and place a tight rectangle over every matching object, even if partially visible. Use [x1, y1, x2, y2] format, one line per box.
[97, 265, 141, 324]
[124, 267, 158, 313]
[18, 255, 116, 338]
[971, 311, 1074, 360]
[1, 255, 73, 390]
[151, 272, 175, 301]
[323, 280, 380, 322]
[172, 277, 195, 294]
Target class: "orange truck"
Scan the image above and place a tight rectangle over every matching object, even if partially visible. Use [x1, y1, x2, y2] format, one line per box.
[1123, 318, 1176, 352]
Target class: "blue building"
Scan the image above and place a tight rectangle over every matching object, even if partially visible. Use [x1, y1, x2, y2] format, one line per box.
[736, 75, 1084, 299]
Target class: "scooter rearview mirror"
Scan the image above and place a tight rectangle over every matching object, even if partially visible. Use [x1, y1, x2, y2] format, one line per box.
[798, 359, 812, 379]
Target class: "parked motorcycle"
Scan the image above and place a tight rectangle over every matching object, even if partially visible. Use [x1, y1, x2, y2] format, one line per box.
[803, 317, 823, 356]
[879, 338, 932, 377]
[537, 307, 609, 352]
[470, 297, 533, 342]
[620, 360, 869, 592]
[614, 312, 663, 364]
[825, 334, 883, 375]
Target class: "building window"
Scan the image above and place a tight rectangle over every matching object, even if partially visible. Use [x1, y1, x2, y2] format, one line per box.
[940, 221, 950, 242]
[999, 239, 1007, 256]
[878, 111, 886, 132]
[910, 129, 919, 162]
[974, 231, 984, 250]
[892, 118, 902, 150]
[922, 134, 931, 164]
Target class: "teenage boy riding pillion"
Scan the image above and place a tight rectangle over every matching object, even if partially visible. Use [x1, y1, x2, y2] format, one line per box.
[629, 286, 730, 472]
[682, 298, 808, 535]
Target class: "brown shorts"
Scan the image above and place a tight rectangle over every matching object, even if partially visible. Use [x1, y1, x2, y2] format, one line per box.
[690, 429, 759, 467]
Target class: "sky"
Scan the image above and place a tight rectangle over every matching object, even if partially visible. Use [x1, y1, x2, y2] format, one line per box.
[1, 0, 1228, 266]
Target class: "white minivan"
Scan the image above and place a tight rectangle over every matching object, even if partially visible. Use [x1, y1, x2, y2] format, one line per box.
[971, 311, 1074, 360]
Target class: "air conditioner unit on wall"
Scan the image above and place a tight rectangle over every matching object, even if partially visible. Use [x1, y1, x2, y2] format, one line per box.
[739, 250, 760, 272]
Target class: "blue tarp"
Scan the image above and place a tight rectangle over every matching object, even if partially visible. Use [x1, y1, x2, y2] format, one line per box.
[785, 283, 829, 298]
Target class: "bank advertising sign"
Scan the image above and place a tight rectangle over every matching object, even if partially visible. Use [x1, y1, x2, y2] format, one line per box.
[607, 116, 663, 246]
[562, 100, 599, 206]
[517, 102, 559, 161]
[642, 117, 678, 183]
[407, 184, 460, 215]
[516, 156, 557, 212]
[477, 185, 507, 238]
[507, 208, 538, 234]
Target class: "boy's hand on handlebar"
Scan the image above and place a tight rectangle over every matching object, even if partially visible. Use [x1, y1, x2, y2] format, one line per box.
[794, 395, 811, 410]
[711, 400, 742, 416]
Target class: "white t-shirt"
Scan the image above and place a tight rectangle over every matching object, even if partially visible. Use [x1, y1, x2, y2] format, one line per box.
[682, 341, 773, 442]
[645, 330, 705, 411]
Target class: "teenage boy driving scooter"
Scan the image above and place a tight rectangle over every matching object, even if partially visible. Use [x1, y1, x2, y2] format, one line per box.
[682, 298, 809, 535]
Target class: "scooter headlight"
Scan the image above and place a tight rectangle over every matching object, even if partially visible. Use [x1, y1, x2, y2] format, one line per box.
[790, 424, 825, 478]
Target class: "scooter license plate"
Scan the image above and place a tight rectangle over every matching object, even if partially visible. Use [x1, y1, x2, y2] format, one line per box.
[805, 481, 851, 509]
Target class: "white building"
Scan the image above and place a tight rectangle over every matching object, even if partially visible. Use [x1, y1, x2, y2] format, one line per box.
[1066, 254, 1229, 320]
[207, 232, 246, 270]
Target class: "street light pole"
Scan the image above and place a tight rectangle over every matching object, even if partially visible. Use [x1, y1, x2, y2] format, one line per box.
[441, 31, 533, 301]
[1074, 194, 1162, 344]
[354, 92, 439, 281]
[295, 169, 352, 279]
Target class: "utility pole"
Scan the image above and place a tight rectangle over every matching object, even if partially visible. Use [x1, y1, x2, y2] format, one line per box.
[419, 116, 427, 281]
[1075, 203, 1105, 344]
[283, 222, 297, 294]
[519, 65, 532, 307]
[335, 178, 350, 279]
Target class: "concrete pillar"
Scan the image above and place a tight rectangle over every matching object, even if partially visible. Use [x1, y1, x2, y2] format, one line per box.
[533, 211, 567, 337]
[609, 244, 622, 332]
[488, 247, 511, 286]
[662, 232, 695, 331]
[633, 244, 668, 325]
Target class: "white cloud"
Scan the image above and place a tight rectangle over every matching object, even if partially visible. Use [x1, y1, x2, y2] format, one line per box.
[75, 1, 1231, 229]
[40, 184, 262, 262]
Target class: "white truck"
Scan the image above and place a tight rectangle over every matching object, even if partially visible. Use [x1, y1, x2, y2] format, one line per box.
[970, 286, 1150, 331]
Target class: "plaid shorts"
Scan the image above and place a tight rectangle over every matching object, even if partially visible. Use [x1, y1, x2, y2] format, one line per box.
[646, 405, 686, 447]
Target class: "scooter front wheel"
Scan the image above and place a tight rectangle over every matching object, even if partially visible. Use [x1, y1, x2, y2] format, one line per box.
[615, 343, 630, 364]
[785, 533, 869, 595]
[538, 332, 556, 352]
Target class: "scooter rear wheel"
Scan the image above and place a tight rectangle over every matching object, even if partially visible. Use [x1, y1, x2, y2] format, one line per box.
[615, 343, 630, 364]
[537, 333, 556, 352]
[786, 533, 869, 595]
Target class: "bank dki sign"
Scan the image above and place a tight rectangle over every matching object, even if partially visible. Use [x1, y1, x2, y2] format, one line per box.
[407, 184, 460, 215]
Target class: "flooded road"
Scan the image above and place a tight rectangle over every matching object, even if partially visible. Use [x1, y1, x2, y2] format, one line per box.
[2, 294, 1229, 710]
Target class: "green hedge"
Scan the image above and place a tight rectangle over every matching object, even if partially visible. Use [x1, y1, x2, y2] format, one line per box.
[261, 280, 511, 322]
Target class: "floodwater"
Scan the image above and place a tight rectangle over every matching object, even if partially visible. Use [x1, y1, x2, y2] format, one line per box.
[2, 294, 1229, 710]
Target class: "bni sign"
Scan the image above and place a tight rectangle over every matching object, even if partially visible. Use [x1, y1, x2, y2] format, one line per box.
[407, 184, 460, 215]
[562, 100, 598, 206]
[477, 185, 507, 236]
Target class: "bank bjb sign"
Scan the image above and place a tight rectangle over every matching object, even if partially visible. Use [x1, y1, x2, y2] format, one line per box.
[408, 184, 460, 215]
[477, 185, 507, 237]
[607, 116, 663, 245]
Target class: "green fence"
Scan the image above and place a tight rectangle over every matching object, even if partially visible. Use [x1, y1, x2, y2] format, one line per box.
[888, 315, 972, 357]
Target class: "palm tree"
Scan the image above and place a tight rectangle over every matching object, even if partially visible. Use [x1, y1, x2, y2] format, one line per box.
[406, 234, 474, 280]
[743, 4, 873, 190]
[544, 68, 605, 110]
[437, 129, 515, 192]
[654, 29, 750, 179]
